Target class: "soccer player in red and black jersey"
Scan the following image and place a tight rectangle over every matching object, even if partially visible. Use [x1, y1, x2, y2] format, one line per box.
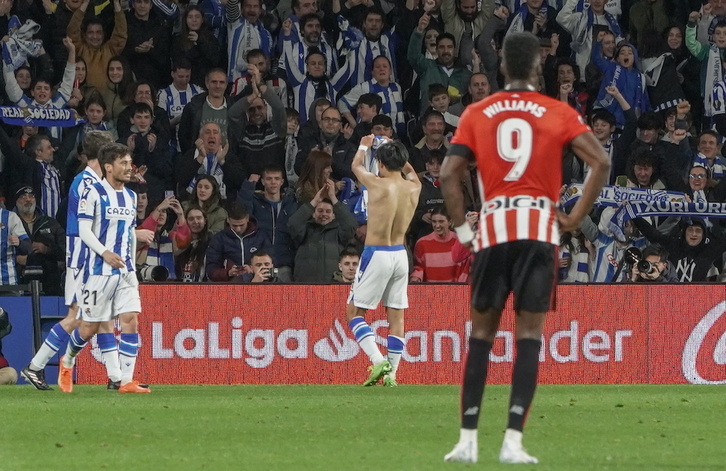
[440, 32, 610, 464]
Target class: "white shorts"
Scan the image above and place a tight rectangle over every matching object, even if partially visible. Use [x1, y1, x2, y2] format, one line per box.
[64, 268, 83, 306]
[77, 272, 142, 323]
[348, 245, 409, 310]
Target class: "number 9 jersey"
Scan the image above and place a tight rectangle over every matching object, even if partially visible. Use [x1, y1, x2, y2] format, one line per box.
[449, 90, 592, 251]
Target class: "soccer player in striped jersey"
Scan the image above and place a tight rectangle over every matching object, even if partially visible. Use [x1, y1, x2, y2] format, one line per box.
[440, 32, 610, 464]
[22, 132, 131, 391]
[58, 143, 150, 394]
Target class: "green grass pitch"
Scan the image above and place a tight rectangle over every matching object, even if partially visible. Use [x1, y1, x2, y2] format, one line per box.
[1, 384, 724, 470]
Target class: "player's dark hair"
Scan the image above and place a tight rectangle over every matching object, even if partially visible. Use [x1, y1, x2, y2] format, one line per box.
[502, 32, 540, 81]
[83, 130, 114, 161]
[98, 143, 130, 171]
[227, 201, 250, 220]
[375, 140, 409, 172]
[356, 93, 383, 112]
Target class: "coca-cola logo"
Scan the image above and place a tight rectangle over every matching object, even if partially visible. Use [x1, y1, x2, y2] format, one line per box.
[682, 302, 726, 384]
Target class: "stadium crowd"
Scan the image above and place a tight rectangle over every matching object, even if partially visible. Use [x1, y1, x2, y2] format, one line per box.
[0, 0, 725, 286]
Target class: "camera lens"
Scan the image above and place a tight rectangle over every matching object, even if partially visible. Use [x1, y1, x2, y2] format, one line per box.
[637, 260, 653, 274]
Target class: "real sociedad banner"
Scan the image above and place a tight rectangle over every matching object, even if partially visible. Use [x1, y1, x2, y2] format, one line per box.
[608, 201, 726, 240]
[560, 184, 686, 208]
[0, 106, 85, 127]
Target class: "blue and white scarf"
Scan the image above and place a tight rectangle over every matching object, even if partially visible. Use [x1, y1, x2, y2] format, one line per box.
[507, 1, 548, 35]
[560, 184, 686, 208]
[608, 200, 726, 241]
[185, 151, 227, 200]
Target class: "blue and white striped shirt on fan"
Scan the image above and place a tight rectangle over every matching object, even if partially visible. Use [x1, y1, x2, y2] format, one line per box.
[340, 34, 397, 87]
[78, 179, 137, 276]
[66, 168, 101, 269]
[0, 209, 29, 285]
[39, 161, 61, 218]
[158, 84, 203, 151]
[338, 79, 405, 133]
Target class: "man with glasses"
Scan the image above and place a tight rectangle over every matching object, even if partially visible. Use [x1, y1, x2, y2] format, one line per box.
[295, 107, 356, 180]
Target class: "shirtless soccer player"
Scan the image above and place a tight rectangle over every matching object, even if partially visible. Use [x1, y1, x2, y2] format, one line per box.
[440, 32, 610, 464]
[346, 135, 421, 387]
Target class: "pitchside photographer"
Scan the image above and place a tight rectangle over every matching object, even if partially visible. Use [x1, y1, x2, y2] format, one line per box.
[238, 251, 280, 283]
[629, 245, 679, 283]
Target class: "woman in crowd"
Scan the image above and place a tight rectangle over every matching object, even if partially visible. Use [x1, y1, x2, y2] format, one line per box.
[137, 195, 191, 281]
[100, 56, 134, 122]
[295, 150, 335, 205]
[175, 206, 211, 282]
[409, 206, 471, 283]
[65, 58, 97, 116]
[558, 229, 592, 282]
[170, 5, 222, 87]
[182, 175, 228, 235]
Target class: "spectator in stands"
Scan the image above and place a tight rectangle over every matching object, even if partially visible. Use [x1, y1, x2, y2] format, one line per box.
[408, 16, 471, 114]
[178, 68, 231, 153]
[67, 0, 127, 90]
[295, 150, 334, 204]
[277, 0, 326, 54]
[0, 309, 16, 385]
[628, 0, 670, 53]
[132, 184, 150, 224]
[288, 181, 358, 281]
[177, 123, 244, 204]
[639, 29, 686, 115]
[296, 107, 356, 181]
[122, 0, 171, 89]
[630, 244, 679, 282]
[157, 59, 204, 154]
[558, 229, 591, 282]
[171, 5, 223, 88]
[279, 14, 338, 87]
[686, 164, 726, 202]
[425, 83, 459, 131]
[581, 211, 647, 283]
[0, 205, 30, 287]
[449, 72, 490, 116]
[547, 57, 588, 117]
[99, 56, 134, 122]
[410, 149, 445, 242]
[118, 102, 172, 203]
[332, 247, 360, 283]
[410, 205, 470, 282]
[116, 80, 173, 148]
[66, 58, 96, 116]
[504, 0, 570, 59]
[176, 206, 210, 282]
[591, 39, 650, 129]
[440, 0, 493, 68]
[205, 202, 270, 281]
[341, 7, 399, 87]
[338, 55, 405, 137]
[3, 38, 76, 141]
[556, 0, 624, 83]
[13, 186, 65, 295]
[692, 130, 726, 183]
[344, 93, 383, 144]
[239, 250, 280, 282]
[408, 109, 448, 172]
[686, 11, 726, 126]
[228, 65, 287, 176]
[634, 216, 726, 282]
[225, 0, 273, 83]
[183, 176, 228, 235]
[583, 29, 615, 102]
[626, 148, 666, 190]
[230, 49, 288, 104]
[238, 165, 299, 281]
[137, 195, 191, 281]
[665, 25, 702, 131]
[285, 108, 301, 186]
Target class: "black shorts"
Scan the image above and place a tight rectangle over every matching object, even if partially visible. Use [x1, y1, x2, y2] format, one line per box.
[470, 240, 556, 313]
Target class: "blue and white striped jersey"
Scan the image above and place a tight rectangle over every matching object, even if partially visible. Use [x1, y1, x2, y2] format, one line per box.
[66, 168, 102, 269]
[340, 34, 397, 87]
[78, 179, 137, 276]
[279, 37, 338, 84]
[38, 161, 61, 218]
[158, 84, 204, 119]
[0, 209, 29, 285]
[338, 79, 405, 132]
[590, 235, 647, 283]
[226, 18, 273, 83]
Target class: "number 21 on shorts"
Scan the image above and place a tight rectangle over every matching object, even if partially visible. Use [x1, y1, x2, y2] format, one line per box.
[82, 289, 98, 306]
[497, 118, 532, 181]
